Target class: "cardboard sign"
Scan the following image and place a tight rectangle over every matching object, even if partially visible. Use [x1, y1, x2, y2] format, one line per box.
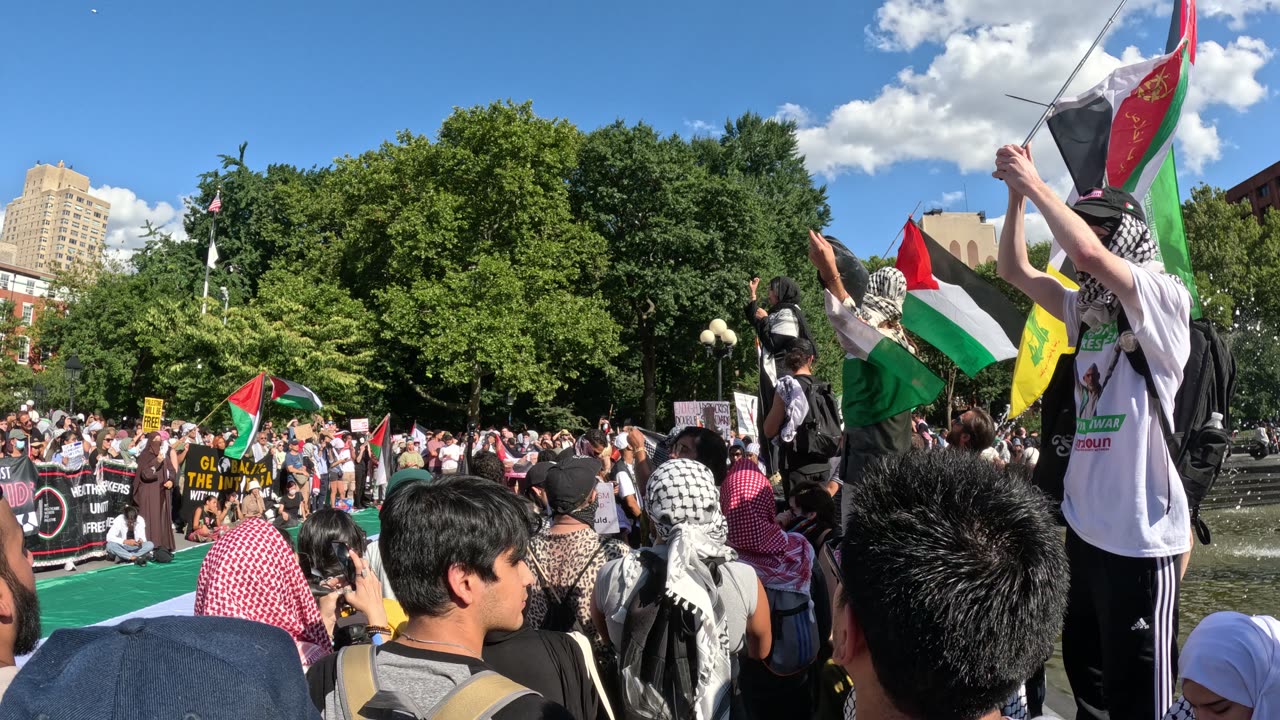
[142, 397, 165, 433]
[593, 482, 620, 535]
[294, 423, 315, 442]
[350, 418, 369, 433]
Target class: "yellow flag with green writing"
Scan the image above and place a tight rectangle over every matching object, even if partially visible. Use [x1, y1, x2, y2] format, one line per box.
[1009, 262, 1077, 418]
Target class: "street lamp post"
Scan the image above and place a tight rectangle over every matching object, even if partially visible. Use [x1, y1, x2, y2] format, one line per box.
[505, 392, 514, 427]
[65, 355, 83, 416]
[33, 383, 46, 412]
[699, 319, 738, 402]
[220, 286, 230, 327]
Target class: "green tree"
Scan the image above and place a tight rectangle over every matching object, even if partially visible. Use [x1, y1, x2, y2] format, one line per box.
[1228, 320, 1280, 423]
[1183, 184, 1280, 329]
[0, 301, 35, 401]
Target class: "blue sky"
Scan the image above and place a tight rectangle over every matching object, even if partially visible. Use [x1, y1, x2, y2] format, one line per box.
[2, 0, 1278, 262]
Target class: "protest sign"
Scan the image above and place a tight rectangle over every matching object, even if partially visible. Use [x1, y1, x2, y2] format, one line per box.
[0, 457, 38, 535]
[61, 441, 84, 468]
[25, 460, 135, 568]
[223, 456, 275, 500]
[142, 397, 165, 433]
[181, 445, 236, 506]
[294, 423, 314, 442]
[350, 418, 369, 433]
[593, 482, 620, 535]
[673, 401, 733, 442]
[734, 393, 759, 437]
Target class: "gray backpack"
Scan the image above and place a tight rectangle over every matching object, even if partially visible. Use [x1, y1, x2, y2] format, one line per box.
[762, 586, 819, 676]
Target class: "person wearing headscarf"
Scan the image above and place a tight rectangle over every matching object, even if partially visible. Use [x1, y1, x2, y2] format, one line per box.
[132, 431, 176, 552]
[195, 516, 333, 668]
[747, 275, 815, 474]
[592, 459, 771, 720]
[720, 457, 817, 719]
[1162, 612, 1280, 720]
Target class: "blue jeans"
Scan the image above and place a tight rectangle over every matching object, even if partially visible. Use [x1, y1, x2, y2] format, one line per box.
[106, 541, 154, 561]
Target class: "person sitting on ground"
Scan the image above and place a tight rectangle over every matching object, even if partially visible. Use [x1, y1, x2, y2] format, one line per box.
[277, 478, 309, 529]
[1162, 611, 1279, 720]
[0, 616, 322, 720]
[0, 482, 41, 701]
[526, 458, 630, 675]
[592, 458, 772, 718]
[104, 506, 155, 565]
[195, 515, 334, 668]
[835, 451, 1068, 720]
[187, 495, 231, 543]
[241, 480, 268, 519]
[306, 476, 574, 720]
[669, 426, 731, 487]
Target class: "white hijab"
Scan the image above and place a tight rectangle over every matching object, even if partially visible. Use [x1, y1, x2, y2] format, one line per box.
[1181, 611, 1280, 718]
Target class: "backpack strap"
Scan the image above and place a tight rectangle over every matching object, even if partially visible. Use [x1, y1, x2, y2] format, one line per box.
[567, 631, 617, 720]
[427, 671, 537, 720]
[1116, 312, 1179, 516]
[337, 643, 378, 720]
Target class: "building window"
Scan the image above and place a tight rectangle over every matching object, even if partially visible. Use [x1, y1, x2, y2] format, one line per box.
[1261, 185, 1272, 199]
[17, 337, 29, 365]
[21, 303, 34, 325]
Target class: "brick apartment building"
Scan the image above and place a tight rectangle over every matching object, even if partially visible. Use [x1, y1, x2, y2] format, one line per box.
[1226, 160, 1280, 223]
[1, 261, 56, 366]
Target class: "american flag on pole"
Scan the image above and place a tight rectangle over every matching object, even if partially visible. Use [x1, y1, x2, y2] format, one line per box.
[208, 191, 223, 214]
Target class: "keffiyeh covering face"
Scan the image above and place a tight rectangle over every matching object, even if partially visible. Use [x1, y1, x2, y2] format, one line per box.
[1180, 611, 1280, 717]
[1075, 213, 1158, 327]
[635, 459, 736, 719]
[721, 459, 813, 594]
[195, 517, 332, 667]
[858, 267, 907, 327]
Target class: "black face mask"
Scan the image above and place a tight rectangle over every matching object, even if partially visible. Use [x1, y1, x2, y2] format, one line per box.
[568, 497, 599, 527]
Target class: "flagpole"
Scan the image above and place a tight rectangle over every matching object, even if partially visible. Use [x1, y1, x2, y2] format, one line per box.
[882, 201, 923, 257]
[194, 397, 229, 429]
[202, 211, 217, 315]
[1022, 0, 1129, 147]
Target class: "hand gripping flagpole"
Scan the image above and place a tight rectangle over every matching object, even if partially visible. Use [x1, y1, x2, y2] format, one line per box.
[1021, 0, 1129, 147]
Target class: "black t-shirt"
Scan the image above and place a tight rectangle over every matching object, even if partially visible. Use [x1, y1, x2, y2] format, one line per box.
[281, 492, 303, 517]
[484, 627, 604, 720]
[307, 642, 574, 720]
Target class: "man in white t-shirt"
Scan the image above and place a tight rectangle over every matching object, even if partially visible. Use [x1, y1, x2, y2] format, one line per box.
[438, 433, 464, 475]
[995, 145, 1191, 720]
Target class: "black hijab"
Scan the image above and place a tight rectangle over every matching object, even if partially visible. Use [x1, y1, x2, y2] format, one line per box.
[768, 276, 815, 355]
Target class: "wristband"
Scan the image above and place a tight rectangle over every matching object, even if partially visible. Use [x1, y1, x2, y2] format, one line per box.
[365, 624, 393, 637]
[370, 632, 385, 646]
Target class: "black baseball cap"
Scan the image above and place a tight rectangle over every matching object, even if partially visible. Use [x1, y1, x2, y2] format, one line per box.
[544, 458, 600, 514]
[525, 461, 555, 488]
[1072, 187, 1146, 224]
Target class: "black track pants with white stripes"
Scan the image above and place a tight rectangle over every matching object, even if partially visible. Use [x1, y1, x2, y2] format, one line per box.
[1062, 528, 1180, 720]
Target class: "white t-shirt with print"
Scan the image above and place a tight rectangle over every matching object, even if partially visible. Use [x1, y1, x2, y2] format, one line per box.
[438, 444, 463, 473]
[1061, 262, 1191, 558]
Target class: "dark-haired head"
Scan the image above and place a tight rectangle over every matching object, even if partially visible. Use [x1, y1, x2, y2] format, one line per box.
[672, 427, 729, 486]
[784, 338, 817, 373]
[837, 451, 1068, 720]
[380, 475, 537, 621]
[768, 276, 800, 307]
[470, 451, 505, 485]
[297, 508, 367, 590]
[789, 482, 836, 531]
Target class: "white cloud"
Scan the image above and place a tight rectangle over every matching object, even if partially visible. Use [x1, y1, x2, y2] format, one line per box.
[683, 119, 723, 137]
[1202, 0, 1280, 29]
[788, 2, 1276, 182]
[774, 103, 812, 126]
[90, 185, 190, 265]
[989, 210, 1054, 246]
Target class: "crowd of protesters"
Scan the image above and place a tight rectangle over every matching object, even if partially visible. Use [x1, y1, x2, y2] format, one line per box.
[1, 148, 1278, 719]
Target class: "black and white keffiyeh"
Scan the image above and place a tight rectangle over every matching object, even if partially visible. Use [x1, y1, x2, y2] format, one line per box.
[1075, 213, 1158, 327]
[619, 459, 736, 719]
[858, 267, 907, 327]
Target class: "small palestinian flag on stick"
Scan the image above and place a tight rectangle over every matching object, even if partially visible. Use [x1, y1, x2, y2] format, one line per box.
[369, 414, 391, 487]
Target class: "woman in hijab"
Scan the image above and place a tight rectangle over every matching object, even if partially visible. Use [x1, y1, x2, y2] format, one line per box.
[592, 459, 771, 720]
[195, 516, 333, 667]
[132, 432, 176, 552]
[1163, 611, 1279, 719]
[746, 275, 815, 474]
[721, 457, 817, 718]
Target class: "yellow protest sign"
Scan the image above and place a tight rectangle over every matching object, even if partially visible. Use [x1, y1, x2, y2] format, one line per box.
[142, 397, 165, 433]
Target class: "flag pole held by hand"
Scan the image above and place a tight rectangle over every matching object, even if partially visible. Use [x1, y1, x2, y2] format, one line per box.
[1021, 0, 1129, 147]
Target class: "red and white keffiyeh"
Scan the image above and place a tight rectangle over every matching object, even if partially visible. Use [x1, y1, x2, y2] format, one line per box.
[195, 517, 332, 666]
[721, 459, 813, 594]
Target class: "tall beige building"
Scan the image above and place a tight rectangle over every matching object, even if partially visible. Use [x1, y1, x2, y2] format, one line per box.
[921, 210, 998, 269]
[0, 161, 111, 273]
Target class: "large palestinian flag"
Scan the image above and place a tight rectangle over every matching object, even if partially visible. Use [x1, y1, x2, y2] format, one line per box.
[823, 290, 943, 427]
[1010, 0, 1198, 416]
[223, 374, 265, 460]
[368, 414, 391, 487]
[268, 376, 323, 413]
[895, 220, 1024, 377]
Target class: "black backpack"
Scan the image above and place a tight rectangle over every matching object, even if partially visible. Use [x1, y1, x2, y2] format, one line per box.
[788, 376, 842, 465]
[619, 551, 727, 720]
[1032, 313, 1236, 544]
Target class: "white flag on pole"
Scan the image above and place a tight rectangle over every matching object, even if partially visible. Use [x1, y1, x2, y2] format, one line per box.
[206, 238, 219, 269]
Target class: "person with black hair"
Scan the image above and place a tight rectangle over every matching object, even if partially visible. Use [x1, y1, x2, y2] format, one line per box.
[0, 484, 38, 701]
[105, 505, 155, 565]
[780, 480, 838, 552]
[996, 145, 1193, 720]
[835, 451, 1068, 720]
[764, 337, 833, 494]
[948, 406, 998, 458]
[307, 476, 573, 720]
[670, 426, 729, 486]
[747, 275, 815, 473]
[470, 450, 506, 485]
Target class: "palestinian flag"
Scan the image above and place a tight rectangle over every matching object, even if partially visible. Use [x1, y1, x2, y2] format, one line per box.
[268, 376, 324, 413]
[823, 290, 944, 427]
[224, 374, 266, 460]
[368, 414, 391, 486]
[895, 219, 1024, 377]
